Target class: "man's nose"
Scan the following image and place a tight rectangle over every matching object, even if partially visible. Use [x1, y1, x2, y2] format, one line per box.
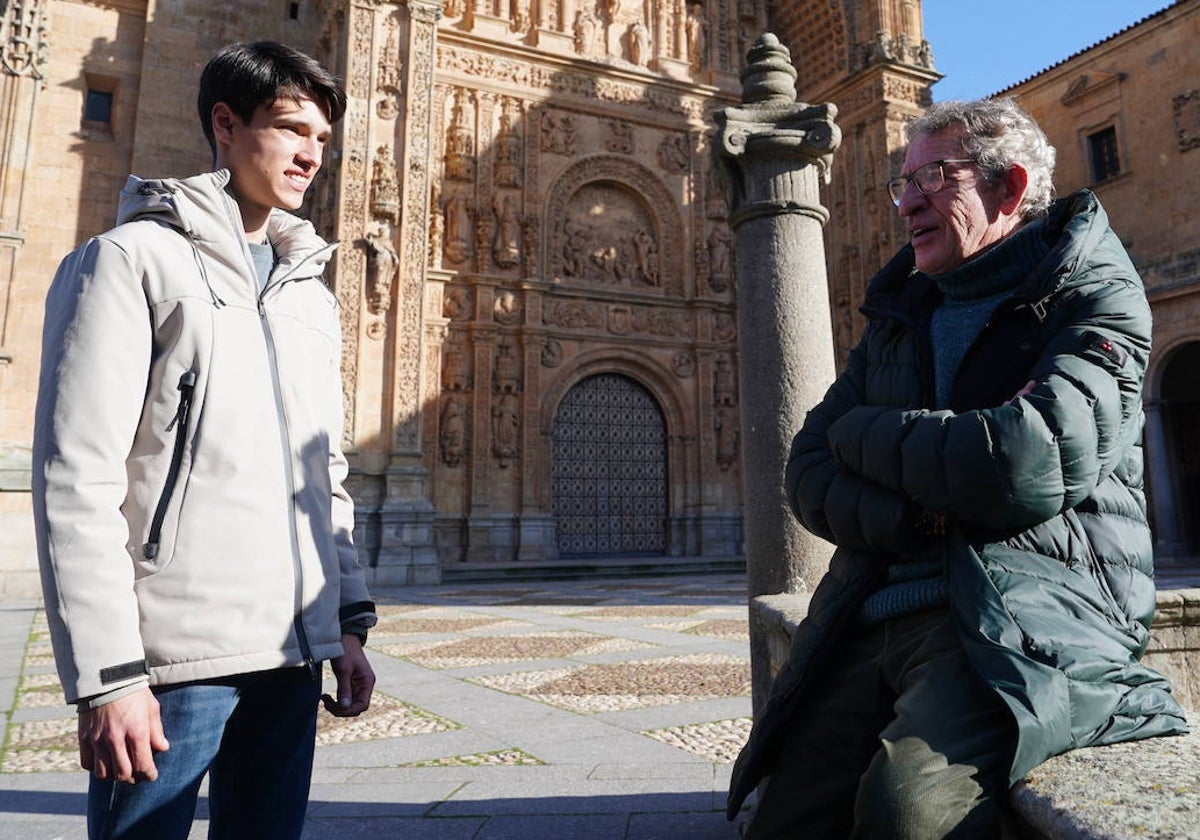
[896, 182, 926, 216]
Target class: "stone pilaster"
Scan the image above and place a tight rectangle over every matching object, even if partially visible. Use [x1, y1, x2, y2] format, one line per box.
[713, 32, 840, 711]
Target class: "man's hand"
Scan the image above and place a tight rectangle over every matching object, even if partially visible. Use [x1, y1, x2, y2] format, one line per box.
[78, 687, 169, 783]
[321, 634, 375, 717]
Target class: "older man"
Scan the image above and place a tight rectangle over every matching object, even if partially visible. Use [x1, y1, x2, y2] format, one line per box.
[727, 98, 1187, 839]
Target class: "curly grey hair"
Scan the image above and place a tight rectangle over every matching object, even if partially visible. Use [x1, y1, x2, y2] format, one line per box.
[908, 98, 1057, 221]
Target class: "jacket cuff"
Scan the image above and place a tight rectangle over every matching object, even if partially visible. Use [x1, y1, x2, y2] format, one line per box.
[76, 678, 150, 712]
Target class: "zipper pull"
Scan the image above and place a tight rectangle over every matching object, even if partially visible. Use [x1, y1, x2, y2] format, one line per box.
[165, 371, 197, 432]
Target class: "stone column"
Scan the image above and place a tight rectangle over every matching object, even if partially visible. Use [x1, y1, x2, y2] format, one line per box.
[1144, 399, 1184, 562]
[713, 33, 840, 710]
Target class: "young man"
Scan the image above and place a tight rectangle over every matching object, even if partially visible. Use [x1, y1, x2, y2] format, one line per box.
[32, 41, 376, 840]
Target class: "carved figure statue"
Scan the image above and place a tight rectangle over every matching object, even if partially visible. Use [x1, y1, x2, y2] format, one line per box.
[686, 2, 707, 70]
[574, 8, 599, 55]
[708, 225, 734, 289]
[494, 341, 521, 393]
[440, 396, 466, 467]
[493, 195, 521, 268]
[632, 227, 660, 286]
[629, 21, 650, 66]
[715, 404, 739, 470]
[364, 227, 398, 314]
[492, 393, 520, 466]
[443, 191, 473, 264]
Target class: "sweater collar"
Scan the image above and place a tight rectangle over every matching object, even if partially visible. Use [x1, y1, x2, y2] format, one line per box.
[925, 219, 1050, 303]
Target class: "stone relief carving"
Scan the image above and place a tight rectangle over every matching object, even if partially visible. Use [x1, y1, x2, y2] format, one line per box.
[436, 47, 707, 120]
[605, 119, 634, 154]
[494, 98, 523, 187]
[492, 393, 520, 467]
[494, 340, 521, 393]
[628, 20, 650, 66]
[657, 133, 690, 173]
[714, 354, 736, 405]
[440, 394, 467, 466]
[443, 285, 472, 320]
[521, 214, 539, 276]
[492, 194, 522, 269]
[442, 338, 469, 391]
[541, 337, 564, 367]
[442, 190, 474, 264]
[544, 298, 606, 329]
[0, 0, 49, 79]
[685, 1, 706, 70]
[706, 224, 734, 292]
[445, 89, 476, 182]
[493, 290, 521, 325]
[428, 182, 444, 267]
[713, 311, 736, 342]
[714, 404, 739, 470]
[376, 12, 403, 120]
[1174, 90, 1200, 152]
[395, 1, 440, 451]
[706, 163, 729, 218]
[546, 156, 684, 295]
[511, 0, 531, 32]
[574, 7, 601, 56]
[540, 110, 576, 155]
[364, 225, 399, 317]
[608, 304, 633, 335]
[672, 352, 695, 378]
[371, 144, 400, 223]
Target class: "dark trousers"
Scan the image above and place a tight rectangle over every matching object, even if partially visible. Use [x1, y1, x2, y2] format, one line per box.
[745, 608, 1013, 840]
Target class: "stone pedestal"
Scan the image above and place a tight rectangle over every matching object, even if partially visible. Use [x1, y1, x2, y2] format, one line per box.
[713, 33, 840, 712]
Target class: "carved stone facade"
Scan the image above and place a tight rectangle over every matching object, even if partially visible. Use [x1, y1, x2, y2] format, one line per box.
[0, 0, 943, 592]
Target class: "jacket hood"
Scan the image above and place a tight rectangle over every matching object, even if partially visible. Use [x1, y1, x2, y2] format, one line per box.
[117, 170, 335, 282]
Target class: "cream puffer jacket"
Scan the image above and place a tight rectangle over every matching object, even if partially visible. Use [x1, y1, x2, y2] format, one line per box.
[33, 170, 373, 703]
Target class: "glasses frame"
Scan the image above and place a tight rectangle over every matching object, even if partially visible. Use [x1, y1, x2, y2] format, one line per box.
[886, 158, 976, 206]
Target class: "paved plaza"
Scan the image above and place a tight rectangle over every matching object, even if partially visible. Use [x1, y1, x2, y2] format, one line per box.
[0, 573, 753, 839]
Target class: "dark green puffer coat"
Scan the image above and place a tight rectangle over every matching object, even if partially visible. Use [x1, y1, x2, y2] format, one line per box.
[727, 190, 1188, 818]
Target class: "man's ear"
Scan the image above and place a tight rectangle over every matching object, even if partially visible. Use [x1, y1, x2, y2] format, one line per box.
[210, 102, 238, 149]
[999, 163, 1029, 217]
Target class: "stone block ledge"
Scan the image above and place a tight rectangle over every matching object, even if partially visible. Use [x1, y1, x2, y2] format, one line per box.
[752, 589, 1200, 840]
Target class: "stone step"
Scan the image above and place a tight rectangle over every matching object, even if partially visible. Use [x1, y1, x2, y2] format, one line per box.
[442, 555, 747, 583]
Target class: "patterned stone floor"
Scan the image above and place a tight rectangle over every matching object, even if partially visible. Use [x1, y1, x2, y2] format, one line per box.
[0, 574, 753, 839]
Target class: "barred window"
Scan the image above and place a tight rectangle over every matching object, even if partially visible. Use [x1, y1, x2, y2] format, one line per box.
[1088, 126, 1121, 183]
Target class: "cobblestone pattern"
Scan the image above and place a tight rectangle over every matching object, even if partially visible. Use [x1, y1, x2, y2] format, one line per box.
[1, 576, 753, 777]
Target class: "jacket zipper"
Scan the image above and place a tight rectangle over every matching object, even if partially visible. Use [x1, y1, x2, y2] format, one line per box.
[143, 370, 197, 560]
[257, 292, 318, 680]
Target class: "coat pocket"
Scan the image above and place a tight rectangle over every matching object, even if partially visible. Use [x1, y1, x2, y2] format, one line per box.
[143, 369, 197, 561]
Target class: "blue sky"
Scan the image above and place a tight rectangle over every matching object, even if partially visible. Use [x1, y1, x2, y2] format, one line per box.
[923, 1, 1176, 101]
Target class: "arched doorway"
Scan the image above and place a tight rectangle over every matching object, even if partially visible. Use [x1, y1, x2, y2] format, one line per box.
[551, 373, 668, 557]
[1161, 341, 1200, 553]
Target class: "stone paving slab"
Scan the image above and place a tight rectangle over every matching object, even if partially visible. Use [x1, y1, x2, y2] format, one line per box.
[0, 574, 752, 838]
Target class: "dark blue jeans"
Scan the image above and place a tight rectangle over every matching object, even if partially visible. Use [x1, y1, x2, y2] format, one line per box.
[87, 666, 322, 840]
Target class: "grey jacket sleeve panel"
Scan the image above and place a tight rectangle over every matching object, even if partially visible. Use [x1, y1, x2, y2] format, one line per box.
[33, 238, 151, 703]
[826, 277, 1151, 533]
[786, 335, 924, 553]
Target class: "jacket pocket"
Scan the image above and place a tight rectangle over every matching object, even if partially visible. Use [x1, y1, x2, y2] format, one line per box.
[143, 369, 197, 561]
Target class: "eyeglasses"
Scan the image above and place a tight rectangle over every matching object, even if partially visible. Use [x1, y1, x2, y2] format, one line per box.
[886, 159, 976, 206]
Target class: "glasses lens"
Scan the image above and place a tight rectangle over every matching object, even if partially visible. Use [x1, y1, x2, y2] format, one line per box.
[886, 177, 907, 205]
[913, 161, 945, 195]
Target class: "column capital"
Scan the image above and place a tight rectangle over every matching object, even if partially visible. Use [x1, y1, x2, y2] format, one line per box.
[712, 34, 840, 228]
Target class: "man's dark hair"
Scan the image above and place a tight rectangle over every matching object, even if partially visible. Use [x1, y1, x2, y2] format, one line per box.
[198, 41, 347, 154]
